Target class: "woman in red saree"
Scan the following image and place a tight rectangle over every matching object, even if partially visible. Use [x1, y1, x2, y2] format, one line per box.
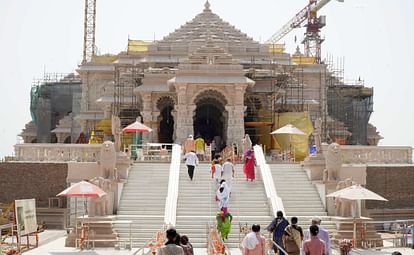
[243, 149, 255, 181]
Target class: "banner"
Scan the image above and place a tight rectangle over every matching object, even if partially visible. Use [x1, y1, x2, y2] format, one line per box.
[14, 199, 37, 236]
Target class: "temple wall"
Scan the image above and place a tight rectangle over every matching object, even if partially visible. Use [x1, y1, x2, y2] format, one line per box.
[0, 162, 68, 208]
[366, 165, 414, 209]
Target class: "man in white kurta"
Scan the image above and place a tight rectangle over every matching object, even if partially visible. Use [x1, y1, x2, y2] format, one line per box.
[221, 159, 234, 190]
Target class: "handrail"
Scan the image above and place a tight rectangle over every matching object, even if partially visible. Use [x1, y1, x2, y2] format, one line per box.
[269, 239, 288, 255]
[164, 144, 181, 227]
[133, 224, 167, 255]
[253, 145, 285, 217]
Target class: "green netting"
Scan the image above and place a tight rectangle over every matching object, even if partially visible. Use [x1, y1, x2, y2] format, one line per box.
[30, 86, 40, 124]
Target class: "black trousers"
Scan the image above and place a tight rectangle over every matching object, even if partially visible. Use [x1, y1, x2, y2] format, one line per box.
[187, 165, 195, 180]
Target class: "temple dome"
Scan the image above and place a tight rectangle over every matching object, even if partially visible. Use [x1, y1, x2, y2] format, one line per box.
[158, 2, 257, 45]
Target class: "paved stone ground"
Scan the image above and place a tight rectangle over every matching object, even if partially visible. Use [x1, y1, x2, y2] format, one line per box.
[2, 230, 412, 255]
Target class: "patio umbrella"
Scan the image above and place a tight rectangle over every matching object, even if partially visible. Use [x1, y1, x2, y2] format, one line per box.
[57, 180, 107, 230]
[326, 185, 388, 201]
[270, 124, 306, 160]
[270, 123, 306, 135]
[326, 185, 388, 246]
[122, 118, 152, 133]
[57, 181, 106, 198]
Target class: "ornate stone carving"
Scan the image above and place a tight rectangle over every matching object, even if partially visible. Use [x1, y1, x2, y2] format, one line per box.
[323, 143, 342, 182]
[313, 117, 322, 153]
[99, 141, 117, 179]
[111, 115, 122, 152]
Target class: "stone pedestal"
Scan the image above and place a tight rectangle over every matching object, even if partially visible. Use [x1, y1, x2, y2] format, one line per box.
[303, 153, 325, 181]
[116, 152, 131, 180]
[324, 181, 338, 216]
[65, 216, 119, 248]
[331, 216, 383, 248]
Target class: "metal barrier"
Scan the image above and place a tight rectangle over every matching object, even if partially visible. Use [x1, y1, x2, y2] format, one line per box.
[253, 145, 285, 216]
[332, 218, 414, 250]
[129, 143, 175, 162]
[133, 224, 167, 255]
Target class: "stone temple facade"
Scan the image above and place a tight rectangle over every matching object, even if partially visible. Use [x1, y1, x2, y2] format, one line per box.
[21, 1, 381, 148]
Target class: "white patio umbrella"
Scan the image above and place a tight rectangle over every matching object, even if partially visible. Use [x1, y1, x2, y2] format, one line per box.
[270, 124, 306, 160]
[270, 123, 306, 135]
[326, 185, 388, 201]
[326, 185, 388, 246]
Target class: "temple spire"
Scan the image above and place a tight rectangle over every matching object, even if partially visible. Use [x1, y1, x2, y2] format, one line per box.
[204, 0, 211, 12]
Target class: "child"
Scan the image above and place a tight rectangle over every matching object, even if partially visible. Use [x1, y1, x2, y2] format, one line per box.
[212, 160, 222, 183]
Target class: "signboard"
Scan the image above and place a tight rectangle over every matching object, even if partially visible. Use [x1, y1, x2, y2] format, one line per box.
[14, 199, 37, 236]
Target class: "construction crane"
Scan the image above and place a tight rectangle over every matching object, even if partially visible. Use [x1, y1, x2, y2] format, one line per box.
[266, 0, 344, 63]
[82, 0, 97, 64]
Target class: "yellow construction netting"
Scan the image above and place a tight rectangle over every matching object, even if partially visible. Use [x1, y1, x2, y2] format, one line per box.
[91, 54, 118, 63]
[128, 39, 150, 53]
[291, 56, 317, 65]
[96, 119, 112, 136]
[257, 112, 313, 161]
[268, 44, 285, 54]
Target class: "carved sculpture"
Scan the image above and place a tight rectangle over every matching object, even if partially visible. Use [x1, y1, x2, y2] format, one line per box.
[340, 178, 354, 217]
[313, 117, 322, 153]
[111, 115, 122, 152]
[323, 143, 342, 182]
[99, 141, 117, 179]
[334, 181, 346, 216]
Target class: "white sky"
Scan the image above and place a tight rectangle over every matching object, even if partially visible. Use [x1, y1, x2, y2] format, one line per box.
[0, 0, 413, 158]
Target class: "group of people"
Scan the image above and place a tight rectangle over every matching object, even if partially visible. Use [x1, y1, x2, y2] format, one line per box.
[242, 213, 331, 255]
[158, 228, 194, 255]
[265, 211, 331, 255]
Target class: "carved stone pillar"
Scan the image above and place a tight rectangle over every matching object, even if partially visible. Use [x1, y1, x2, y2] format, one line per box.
[174, 85, 194, 144]
[151, 111, 160, 143]
[171, 108, 178, 142]
[226, 105, 245, 148]
[175, 104, 195, 144]
[141, 110, 152, 144]
[141, 92, 153, 144]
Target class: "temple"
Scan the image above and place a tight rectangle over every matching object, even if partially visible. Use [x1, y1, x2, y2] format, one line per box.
[22, 1, 381, 151]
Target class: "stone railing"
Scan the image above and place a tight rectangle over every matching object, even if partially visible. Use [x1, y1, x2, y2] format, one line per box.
[322, 145, 413, 164]
[14, 144, 102, 162]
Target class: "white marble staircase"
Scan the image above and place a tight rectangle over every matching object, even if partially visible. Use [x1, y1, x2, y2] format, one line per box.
[269, 164, 336, 232]
[175, 163, 273, 248]
[114, 163, 170, 247]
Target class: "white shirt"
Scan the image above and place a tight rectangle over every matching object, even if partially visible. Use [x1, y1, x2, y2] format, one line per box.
[184, 152, 199, 166]
[222, 161, 234, 177]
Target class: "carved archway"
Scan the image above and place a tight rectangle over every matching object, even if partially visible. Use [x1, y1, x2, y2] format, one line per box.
[156, 96, 175, 143]
[193, 90, 228, 148]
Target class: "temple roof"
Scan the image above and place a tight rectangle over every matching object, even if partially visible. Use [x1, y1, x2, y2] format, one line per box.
[158, 1, 257, 45]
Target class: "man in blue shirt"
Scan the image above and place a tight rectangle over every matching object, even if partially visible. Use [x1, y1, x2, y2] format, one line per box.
[267, 210, 289, 255]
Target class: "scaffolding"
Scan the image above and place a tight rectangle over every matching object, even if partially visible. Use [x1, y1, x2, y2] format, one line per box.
[325, 55, 373, 145]
[243, 60, 305, 145]
[113, 65, 143, 127]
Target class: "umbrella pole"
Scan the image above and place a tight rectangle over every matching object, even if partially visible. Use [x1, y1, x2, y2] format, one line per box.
[75, 197, 77, 241]
[353, 217, 356, 248]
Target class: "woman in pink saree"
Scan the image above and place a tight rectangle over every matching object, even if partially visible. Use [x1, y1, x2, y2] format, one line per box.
[243, 149, 255, 181]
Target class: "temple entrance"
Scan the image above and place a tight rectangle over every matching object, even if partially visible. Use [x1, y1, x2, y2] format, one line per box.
[193, 90, 227, 149]
[157, 96, 175, 143]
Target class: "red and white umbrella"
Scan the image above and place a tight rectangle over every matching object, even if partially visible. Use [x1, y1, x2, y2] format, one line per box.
[123, 119, 152, 133]
[57, 181, 106, 198]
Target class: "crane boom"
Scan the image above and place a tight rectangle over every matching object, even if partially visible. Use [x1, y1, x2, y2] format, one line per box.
[265, 0, 336, 44]
[82, 0, 97, 64]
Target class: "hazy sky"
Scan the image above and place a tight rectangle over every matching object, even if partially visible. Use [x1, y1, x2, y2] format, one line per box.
[0, 0, 413, 158]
